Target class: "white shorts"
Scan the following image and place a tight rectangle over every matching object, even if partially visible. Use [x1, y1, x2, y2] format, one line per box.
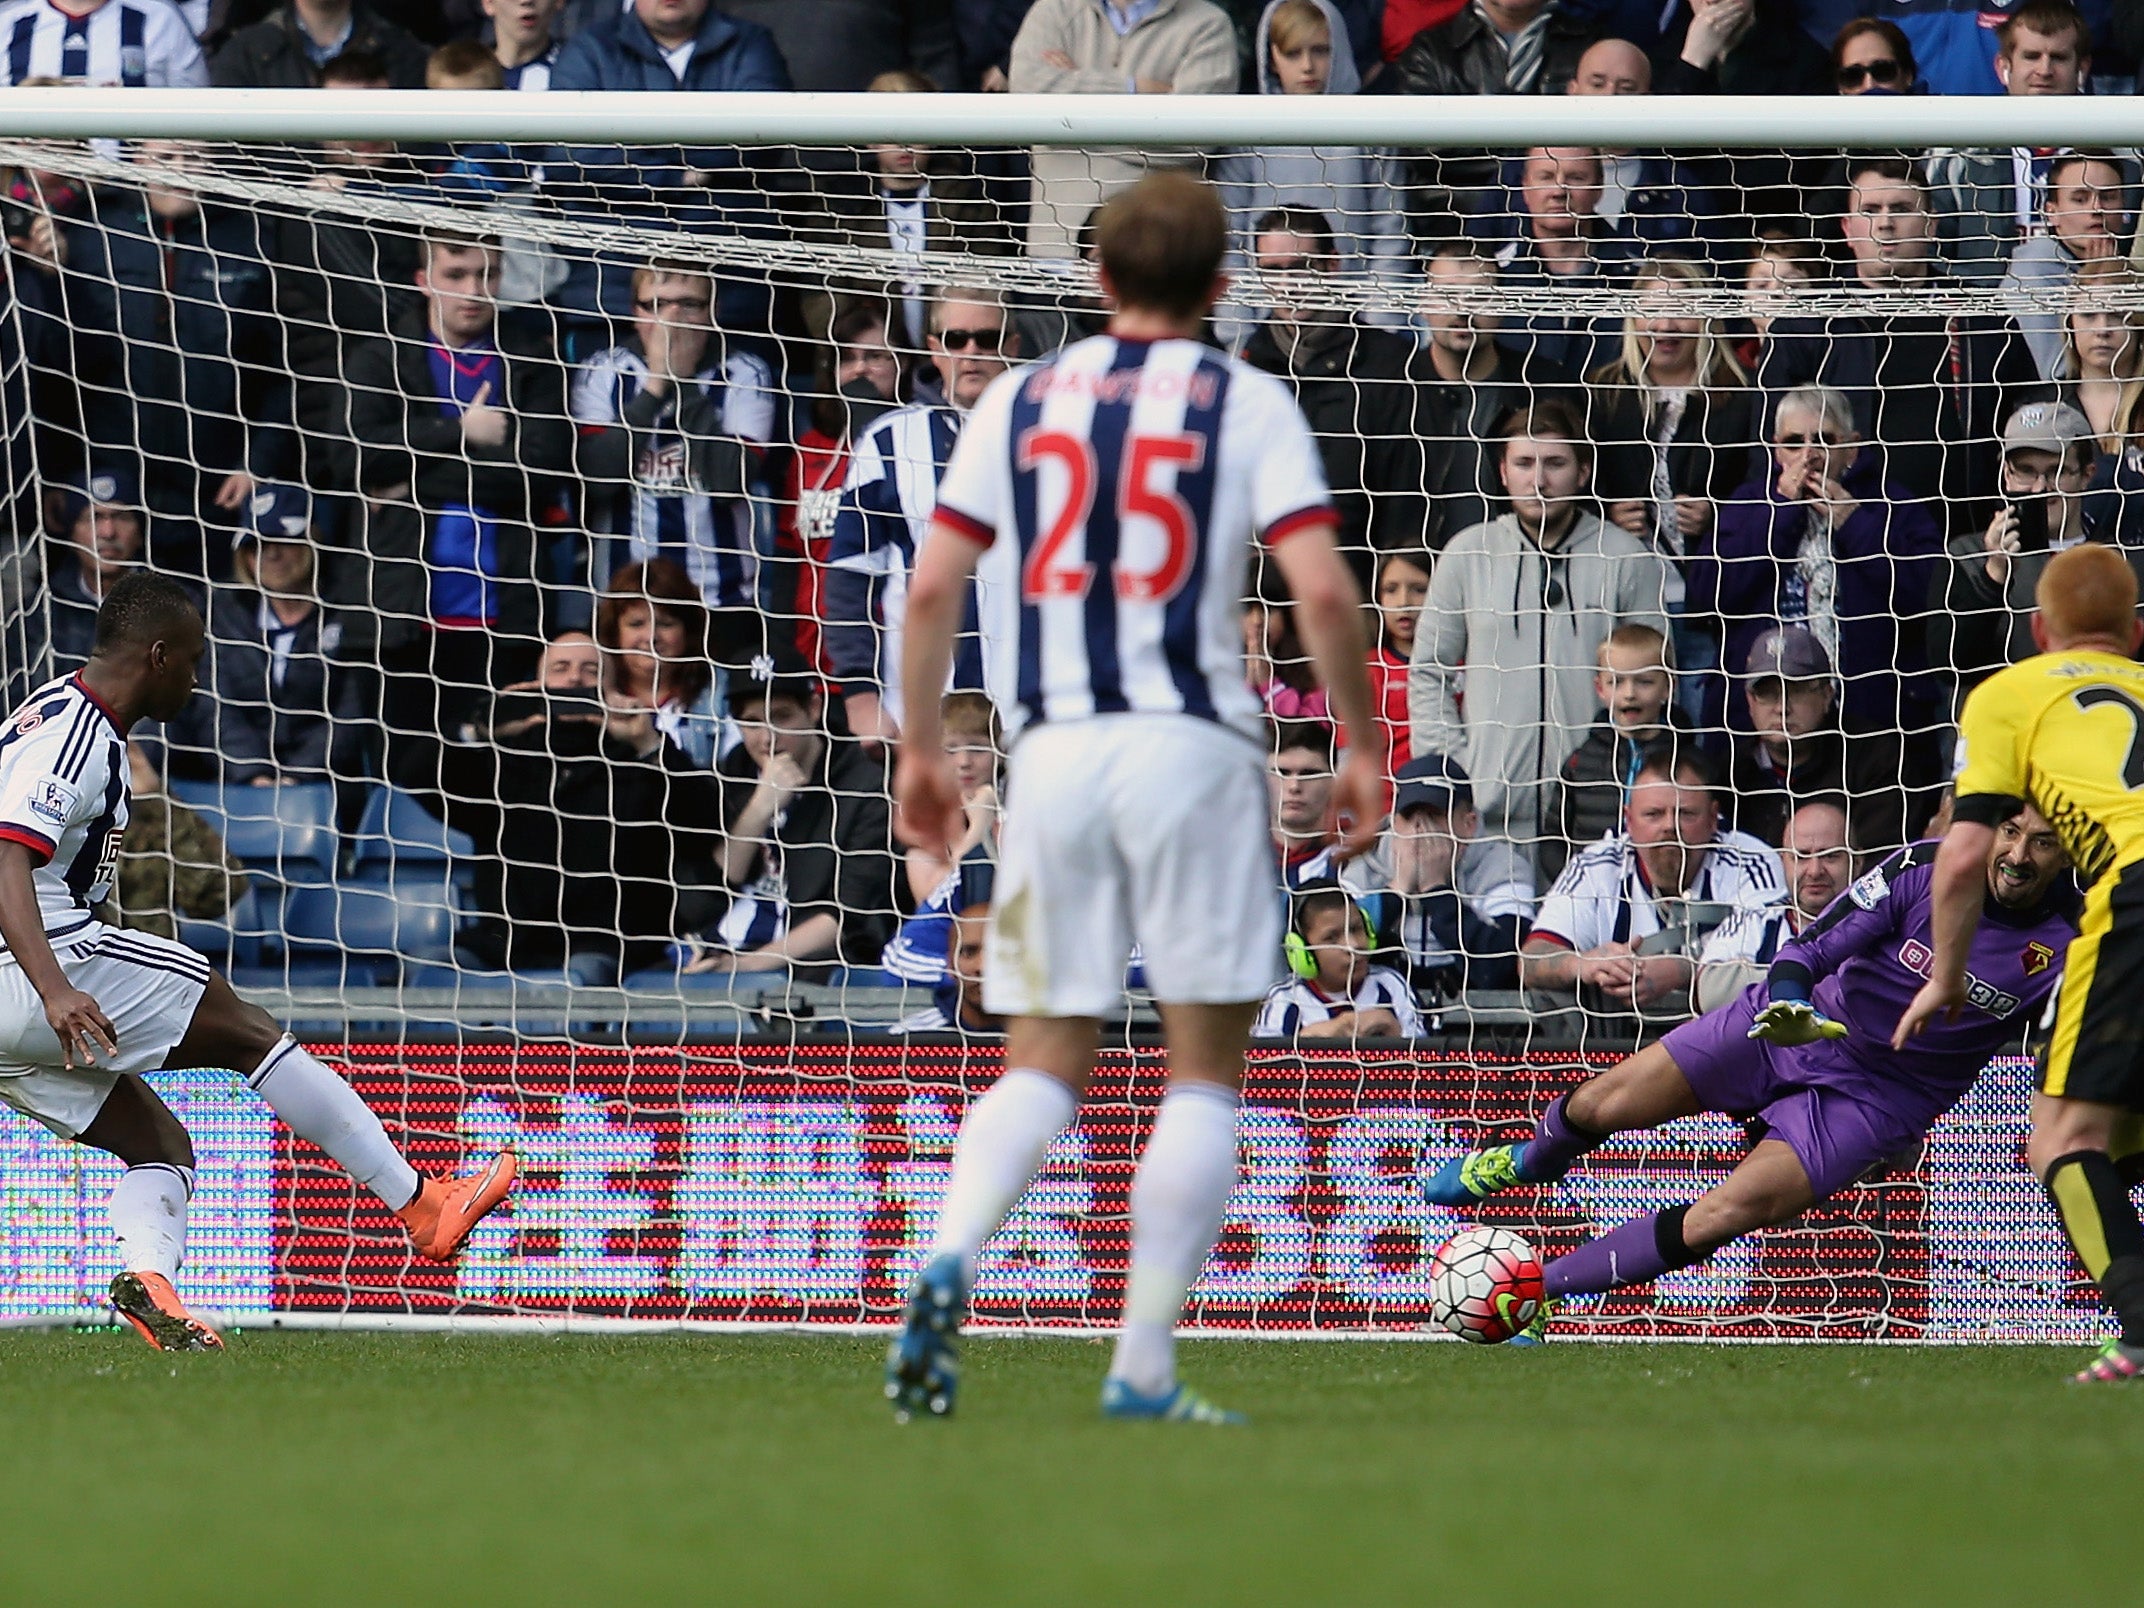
[985, 714, 1285, 1019]
[0, 922, 212, 1138]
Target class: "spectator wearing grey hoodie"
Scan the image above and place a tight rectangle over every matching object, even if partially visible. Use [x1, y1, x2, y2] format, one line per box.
[1408, 399, 1672, 852]
[1212, 0, 1409, 347]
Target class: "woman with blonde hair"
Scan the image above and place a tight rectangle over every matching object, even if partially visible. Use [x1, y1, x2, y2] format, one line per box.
[2057, 257, 2144, 455]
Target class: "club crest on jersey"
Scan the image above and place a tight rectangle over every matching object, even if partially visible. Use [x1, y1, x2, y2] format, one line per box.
[2021, 941, 2056, 977]
[28, 779, 74, 825]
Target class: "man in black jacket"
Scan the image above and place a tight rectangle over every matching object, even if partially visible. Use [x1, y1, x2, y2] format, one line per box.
[1387, 0, 1598, 96]
[403, 630, 726, 983]
[1240, 209, 1426, 569]
[211, 0, 429, 86]
[688, 656, 902, 973]
[344, 230, 572, 759]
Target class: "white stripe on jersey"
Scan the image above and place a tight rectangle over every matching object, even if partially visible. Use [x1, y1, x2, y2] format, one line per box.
[1532, 830, 1786, 953]
[0, 673, 129, 937]
[933, 334, 1334, 745]
[1254, 965, 1425, 1038]
[0, 0, 206, 87]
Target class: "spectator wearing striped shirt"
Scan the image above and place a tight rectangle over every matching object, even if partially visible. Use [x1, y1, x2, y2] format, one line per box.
[824, 288, 1018, 749]
[570, 260, 778, 667]
[1254, 882, 1427, 1041]
[0, 0, 204, 88]
[486, 0, 561, 89]
[882, 692, 1000, 985]
[1694, 798, 1853, 1012]
[1520, 748, 1785, 1015]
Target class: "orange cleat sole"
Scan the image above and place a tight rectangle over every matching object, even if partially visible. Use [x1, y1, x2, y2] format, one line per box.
[109, 1271, 224, 1352]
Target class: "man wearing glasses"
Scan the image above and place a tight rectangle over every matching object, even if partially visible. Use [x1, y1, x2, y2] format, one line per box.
[570, 260, 779, 666]
[1758, 156, 2037, 518]
[825, 290, 1021, 750]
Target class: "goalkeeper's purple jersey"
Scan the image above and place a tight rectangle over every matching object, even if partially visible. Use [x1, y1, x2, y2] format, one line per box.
[1766, 840, 2078, 1100]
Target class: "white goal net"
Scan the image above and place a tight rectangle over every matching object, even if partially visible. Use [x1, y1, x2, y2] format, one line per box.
[0, 87, 2119, 1338]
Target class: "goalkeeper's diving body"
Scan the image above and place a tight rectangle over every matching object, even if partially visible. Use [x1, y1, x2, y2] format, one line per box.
[1895, 541, 2144, 1383]
[1426, 804, 2074, 1326]
[0, 575, 516, 1351]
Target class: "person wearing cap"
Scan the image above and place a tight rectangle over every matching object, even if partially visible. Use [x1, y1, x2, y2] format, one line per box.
[46, 464, 148, 675]
[1693, 380, 1944, 746]
[684, 654, 900, 974]
[1726, 623, 1913, 858]
[1929, 397, 2131, 697]
[164, 482, 372, 791]
[1342, 751, 1532, 998]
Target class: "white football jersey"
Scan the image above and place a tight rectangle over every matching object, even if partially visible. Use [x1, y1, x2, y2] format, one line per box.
[932, 334, 1333, 744]
[0, 673, 130, 940]
[0, 0, 206, 87]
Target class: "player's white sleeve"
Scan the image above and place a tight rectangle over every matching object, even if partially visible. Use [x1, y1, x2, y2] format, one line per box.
[1239, 373, 1334, 540]
[931, 370, 1018, 543]
[0, 703, 98, 861]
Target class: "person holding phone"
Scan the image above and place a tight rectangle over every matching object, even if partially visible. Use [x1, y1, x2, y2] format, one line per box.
[1930, 400, 2126, 698]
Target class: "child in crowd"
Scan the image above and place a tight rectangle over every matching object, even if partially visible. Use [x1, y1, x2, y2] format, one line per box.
[1245, 597, 1330, 724]
[1537, 623, 1690, 886]
[1255, 882, 1426, 1041]
[1368, 549, 1428, 780]
[882, 692, 1001, 985]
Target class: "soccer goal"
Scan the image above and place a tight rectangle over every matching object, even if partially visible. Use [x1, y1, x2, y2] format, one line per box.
[0, 86, 2119, 1339]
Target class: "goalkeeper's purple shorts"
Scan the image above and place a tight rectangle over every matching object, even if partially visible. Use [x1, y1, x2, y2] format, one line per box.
[1659, 985, 1952, 1199]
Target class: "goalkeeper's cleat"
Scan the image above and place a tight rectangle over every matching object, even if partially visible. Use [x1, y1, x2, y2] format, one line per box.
[1504, 1297, 1560, 1347]
[1422, 1142, 1529, 1207]
[2071, 1339, 2144, 1383]
[399, 1150, 518, 1263]
[1747, 999, 1849, 1046]
[109, 1271, 223, 1353]
[1100, 1377, 1246, 1425]
[886, 1252, 968, 1422]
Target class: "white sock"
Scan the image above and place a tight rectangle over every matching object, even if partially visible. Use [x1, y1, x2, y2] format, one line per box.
[249, 1035, 421, 1210]
[109, 1162, 193, 1279]
[929, 1067, 1080, 1271]
[1109, 1081, 1241, 1397]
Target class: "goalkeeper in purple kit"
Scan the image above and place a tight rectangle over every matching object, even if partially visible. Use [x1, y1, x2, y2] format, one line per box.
[1424, 805, 2076, 1330]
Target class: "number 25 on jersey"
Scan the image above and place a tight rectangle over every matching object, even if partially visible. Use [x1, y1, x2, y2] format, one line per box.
[1017, 427, 1207, 605]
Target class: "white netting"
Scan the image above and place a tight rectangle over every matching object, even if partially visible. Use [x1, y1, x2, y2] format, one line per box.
[0, 92, 2113, 1335]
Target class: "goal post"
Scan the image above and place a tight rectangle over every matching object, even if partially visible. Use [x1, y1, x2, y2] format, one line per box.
[0, 88, 2110, 1339]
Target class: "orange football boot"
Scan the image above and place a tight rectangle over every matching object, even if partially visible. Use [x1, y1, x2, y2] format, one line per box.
[109, 1271, 224, 1352]
[398, 1151, 518, 1262]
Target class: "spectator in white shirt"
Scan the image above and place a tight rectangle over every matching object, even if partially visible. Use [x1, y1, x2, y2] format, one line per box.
[1521, 748, 1785, 1012]
[1694, 799, 1853, 1011]
[1255, 882, 1428, 1041]
[0, 0, 205, 89]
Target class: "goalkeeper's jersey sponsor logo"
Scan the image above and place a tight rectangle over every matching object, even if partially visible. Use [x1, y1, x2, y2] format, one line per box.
[1897, 938, 2022, 1018]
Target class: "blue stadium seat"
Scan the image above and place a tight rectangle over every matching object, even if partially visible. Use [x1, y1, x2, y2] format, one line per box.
[169, 781, 336, 883]
[349, 784, 474, 871]
[282, 875, 457, 961]
[175, 883, 269, 967]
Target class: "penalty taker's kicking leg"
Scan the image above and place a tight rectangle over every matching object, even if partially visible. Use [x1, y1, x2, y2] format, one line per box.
[162, 973, 515, 1261]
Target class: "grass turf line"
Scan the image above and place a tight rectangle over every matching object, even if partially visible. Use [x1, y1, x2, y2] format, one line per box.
[0, 1333, 2133, 1607]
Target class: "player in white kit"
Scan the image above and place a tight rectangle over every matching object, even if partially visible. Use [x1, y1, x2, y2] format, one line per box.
[886, 173, 1380, 1422]
[0, 574, 516, 1350]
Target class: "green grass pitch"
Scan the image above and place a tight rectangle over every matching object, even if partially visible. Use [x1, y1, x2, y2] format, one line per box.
[0, 1332, 2135, 1607]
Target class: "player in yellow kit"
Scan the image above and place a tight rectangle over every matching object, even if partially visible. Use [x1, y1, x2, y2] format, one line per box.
[1896, 543, 2144, 1381]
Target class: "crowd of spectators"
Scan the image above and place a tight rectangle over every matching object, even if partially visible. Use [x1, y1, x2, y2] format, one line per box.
[4, 0, 2142, 1039]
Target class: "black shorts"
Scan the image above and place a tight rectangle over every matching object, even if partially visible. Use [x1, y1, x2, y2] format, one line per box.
[2040, 860, 2144, 1113]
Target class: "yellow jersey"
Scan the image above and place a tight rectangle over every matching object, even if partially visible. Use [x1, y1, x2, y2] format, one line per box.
[1954, 648, 2144, 887]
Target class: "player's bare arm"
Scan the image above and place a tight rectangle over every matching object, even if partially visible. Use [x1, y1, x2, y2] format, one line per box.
[0, 838, 114, 1067]
[891, 515, 982, 854]
[1891, 818, 1995, 1049]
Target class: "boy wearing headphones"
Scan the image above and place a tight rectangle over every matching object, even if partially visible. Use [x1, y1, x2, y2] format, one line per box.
[1254, 881, 1426, 1041]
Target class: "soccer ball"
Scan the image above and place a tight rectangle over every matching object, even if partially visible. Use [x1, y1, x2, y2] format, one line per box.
[1429, 1226, 1545, 1344]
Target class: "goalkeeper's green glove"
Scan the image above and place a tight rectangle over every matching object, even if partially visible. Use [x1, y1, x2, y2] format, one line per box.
[1747, 998, 1849, 1046]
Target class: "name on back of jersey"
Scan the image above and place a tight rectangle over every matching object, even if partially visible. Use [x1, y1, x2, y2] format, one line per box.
[1021, 364, 1221, 408]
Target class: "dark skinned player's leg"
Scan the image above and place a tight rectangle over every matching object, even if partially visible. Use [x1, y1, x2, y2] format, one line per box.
[162, 972, 422, 1213]
[77, 1074, 221, 1346]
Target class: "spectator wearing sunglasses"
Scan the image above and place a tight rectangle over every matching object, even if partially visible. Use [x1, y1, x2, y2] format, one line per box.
[1829, 17, 1917, 96]
[1409, 400, 1673, 852]
[1691, 382, 1944, 752]
[824, 289, 1020, 750]
[571, 259, 780, 666]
